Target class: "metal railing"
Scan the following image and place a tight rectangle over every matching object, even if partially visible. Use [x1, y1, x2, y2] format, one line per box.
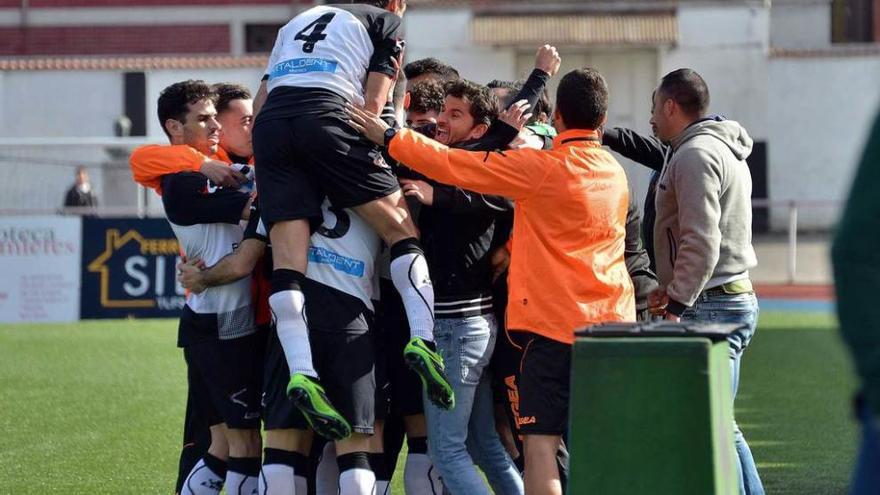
[752, 199, 840, 285]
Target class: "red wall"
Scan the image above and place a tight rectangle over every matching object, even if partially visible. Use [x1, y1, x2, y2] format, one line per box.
[0, 25, 230, 55]
[0, 0, 306, 6]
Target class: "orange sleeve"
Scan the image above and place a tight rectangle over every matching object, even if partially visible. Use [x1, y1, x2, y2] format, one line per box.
[388, 128, 551, 201]
[129, 144, 205, 193]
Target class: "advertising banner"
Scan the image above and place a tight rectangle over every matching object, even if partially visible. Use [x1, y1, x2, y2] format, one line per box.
[80, 217, 184, 319]
[0, 216, 82, 323]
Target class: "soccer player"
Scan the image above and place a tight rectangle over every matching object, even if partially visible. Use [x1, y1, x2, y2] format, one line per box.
[129, 82, 258, 494]
[179, 199, 384, 495]
[348, 67, 636, 495]
[252, 0, 454, 441]
[146, 80, 263, 495]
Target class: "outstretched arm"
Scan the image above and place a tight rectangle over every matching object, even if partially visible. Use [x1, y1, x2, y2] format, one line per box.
[602, 127, 668, 172]
[130, 145, 245, 193]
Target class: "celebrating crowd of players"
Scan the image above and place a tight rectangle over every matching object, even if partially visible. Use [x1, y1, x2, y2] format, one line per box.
[128, 1, 764, 494]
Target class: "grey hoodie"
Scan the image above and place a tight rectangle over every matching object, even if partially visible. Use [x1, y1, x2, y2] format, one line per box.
[653, 118, 758, 313]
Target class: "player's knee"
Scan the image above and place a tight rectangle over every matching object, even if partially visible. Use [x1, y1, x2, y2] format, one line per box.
[523, 434, 561, 465]
[336, 432, 370, 456]
[226, 428, 262, 457]
[266, 428, 312, 454]
[404, 414, 428, 437]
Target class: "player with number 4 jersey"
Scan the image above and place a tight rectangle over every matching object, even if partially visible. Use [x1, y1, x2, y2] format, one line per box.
[253, 0, 454, 442]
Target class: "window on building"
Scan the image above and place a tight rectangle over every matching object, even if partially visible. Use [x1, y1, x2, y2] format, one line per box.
[832, 0, 875, 42]
[245, 24, 283, 53]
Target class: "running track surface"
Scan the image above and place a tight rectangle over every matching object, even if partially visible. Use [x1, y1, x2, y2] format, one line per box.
[755, 284, 834, 313]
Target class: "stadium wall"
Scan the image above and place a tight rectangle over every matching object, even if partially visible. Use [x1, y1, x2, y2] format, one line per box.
[768, 51, 880, 230]
[0, 0, 871, 231]
[0, 214, 184, 323]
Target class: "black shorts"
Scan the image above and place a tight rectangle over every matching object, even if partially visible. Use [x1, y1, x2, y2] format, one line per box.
[253, 112, 400, 226]
[183, 331, 266, 430]
[376, 278, 424, 418]
[263, 324, 378, 434]
[513, 331, 572, 436]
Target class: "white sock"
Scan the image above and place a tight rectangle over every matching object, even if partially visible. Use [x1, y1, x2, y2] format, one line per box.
[227, 472, 259, 495]
[227, 457, 260, 495]
[295, 475, 308, 494]
[181, 456, 225, 495]
[376, 479, 390, 495]
[338, 452, 375, 495]
[389, 244, 435, 342]
[316, 442, 339, 495]
[404, 453, 442, 495]
[339, 469, 376, 495]
[269, 289, 318, 378]
[259, 464, 294, 495]
[261, 448, 309, 495]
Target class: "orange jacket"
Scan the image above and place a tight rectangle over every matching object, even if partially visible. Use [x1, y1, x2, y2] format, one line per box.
[129, 144, 209, 193]
[389, 128, 635, 344]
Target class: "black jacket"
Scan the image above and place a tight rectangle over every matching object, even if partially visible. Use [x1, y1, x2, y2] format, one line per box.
[624, 189, 660, 312]
[418, 69, 549, 316]
[64, 185, 98, 208]
[602, 127, 668, 271]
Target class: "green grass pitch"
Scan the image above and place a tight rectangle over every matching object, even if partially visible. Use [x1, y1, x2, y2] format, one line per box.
[0, 311, 858, 494]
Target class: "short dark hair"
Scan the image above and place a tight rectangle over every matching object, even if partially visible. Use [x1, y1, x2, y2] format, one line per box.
[487, 79, 522, 108]
[443, 79, 498, 126]
[157, 80, 215, 139]
[555, 68, 608, 130]
[657, 68, 709, 118]
[409, 80, 445, 115]
[403, 57, 460, 82]
[489, 79, 552, 124]
[212, 83, 251, 115]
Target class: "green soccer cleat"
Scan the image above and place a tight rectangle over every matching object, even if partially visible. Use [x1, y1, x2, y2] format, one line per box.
[404, 337, 455, 410]
[286, 373, 352, 441]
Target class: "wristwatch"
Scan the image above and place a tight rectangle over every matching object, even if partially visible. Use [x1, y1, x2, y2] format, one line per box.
[384, 127, 399, 147]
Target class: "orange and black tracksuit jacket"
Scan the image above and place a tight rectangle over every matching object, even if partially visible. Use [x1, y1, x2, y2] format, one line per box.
[388, 127, 636, 345]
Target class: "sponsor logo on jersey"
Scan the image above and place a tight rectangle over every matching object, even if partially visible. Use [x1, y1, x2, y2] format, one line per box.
[308, 245, 365, 277]
[369, 149, 391, 169]
[270, 57, 339, 79]
[518, 416, 537, 426]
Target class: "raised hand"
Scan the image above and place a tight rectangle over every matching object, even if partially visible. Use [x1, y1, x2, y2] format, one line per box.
[535, 44, 562, 77]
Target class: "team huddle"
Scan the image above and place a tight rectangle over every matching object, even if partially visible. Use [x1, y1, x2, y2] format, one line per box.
[128, 0, 764, 494]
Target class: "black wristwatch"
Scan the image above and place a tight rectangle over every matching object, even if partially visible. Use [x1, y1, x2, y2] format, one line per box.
[384, 127, 399, 147]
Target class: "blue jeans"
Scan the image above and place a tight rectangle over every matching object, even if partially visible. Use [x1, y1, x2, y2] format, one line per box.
[424, 314, 524, 495]
[682, 291, 765, 495]
[852, 402, 880, 494]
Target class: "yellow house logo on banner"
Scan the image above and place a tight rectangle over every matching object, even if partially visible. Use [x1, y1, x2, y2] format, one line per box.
[81, 218, 184, 319]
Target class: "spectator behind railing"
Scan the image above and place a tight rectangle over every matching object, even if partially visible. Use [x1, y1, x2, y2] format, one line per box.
[62, 166, 98, 213]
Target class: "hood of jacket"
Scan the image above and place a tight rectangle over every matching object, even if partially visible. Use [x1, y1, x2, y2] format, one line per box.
[671, 118, 753, 161]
